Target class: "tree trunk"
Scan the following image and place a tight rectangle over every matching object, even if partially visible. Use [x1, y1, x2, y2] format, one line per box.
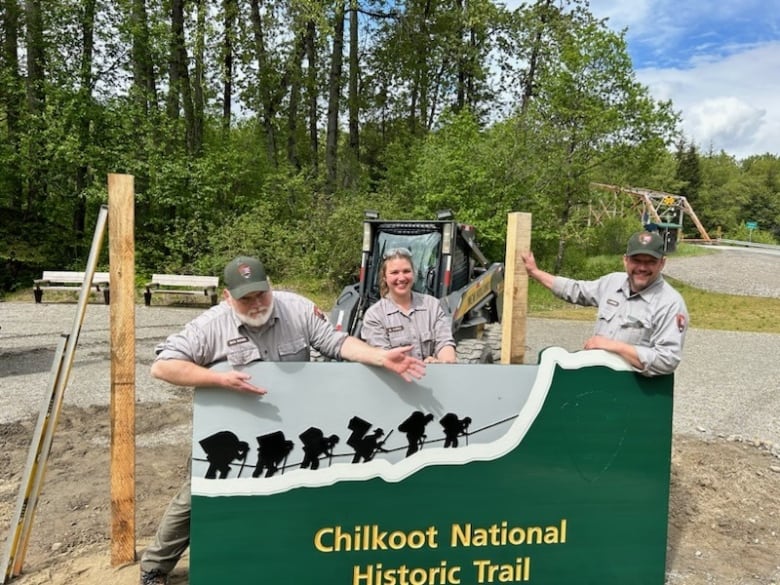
[168, 0, 195, 153]
[409, 0, 433, 135]
[192, 0, 206, 152]
[73, 0, 97, 256]
[286, 32, 305, 169]
[347, 0, 359, 158]
[24, 0, 46, 210]
[521, 0, 553, 114]
[455, 0, 465, 112]
[249, 0, 279, 165]
[221, 0, 236, 133]
[130, 0, 157, 116]
[305, 20, 318, 174]
[1, 0, 23, 209]
[325, 1, 345, 193]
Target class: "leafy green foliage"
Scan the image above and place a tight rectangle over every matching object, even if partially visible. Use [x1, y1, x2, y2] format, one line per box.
[0, 0, 777, 297]
[727, 224, 778, 245]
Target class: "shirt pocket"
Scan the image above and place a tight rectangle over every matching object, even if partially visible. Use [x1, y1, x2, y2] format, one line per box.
[596, 304, 619, 330]
[598, 302, 652, 345]
[226, 343, 262, 367]
[278, 337, 310, 362]
[418, 332, 435, 359]
[618, 314, 652, 345]
[387, 326, 414, 349]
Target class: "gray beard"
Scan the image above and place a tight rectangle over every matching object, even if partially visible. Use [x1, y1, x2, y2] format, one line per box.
[234, 298, 274, 328]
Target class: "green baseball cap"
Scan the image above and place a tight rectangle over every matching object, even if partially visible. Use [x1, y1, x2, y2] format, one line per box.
[223, 256, 270, 298]
[626, 231, 665, 258]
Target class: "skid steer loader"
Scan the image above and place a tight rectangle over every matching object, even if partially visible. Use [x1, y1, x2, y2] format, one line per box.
[329, 210, 504, 363]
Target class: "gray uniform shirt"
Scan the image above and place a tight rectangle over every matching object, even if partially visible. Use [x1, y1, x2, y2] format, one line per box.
[154, 291, 348, 367]
[552, 272, 688, 376]
[360, 292, 455, 360]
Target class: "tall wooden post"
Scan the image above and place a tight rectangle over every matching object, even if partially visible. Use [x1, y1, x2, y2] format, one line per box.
[108, 174, 136, 565]
[500, 213, 532, 364]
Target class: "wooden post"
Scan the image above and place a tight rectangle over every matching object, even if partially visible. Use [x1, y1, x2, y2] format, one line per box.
[500, 213, 532, 364]
[108, 174, 136, 565]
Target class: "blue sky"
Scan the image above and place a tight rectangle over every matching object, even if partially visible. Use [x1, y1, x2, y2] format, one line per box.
[588, 0, 780, 159]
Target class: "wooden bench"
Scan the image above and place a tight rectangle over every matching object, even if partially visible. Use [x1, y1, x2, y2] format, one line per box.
[33, 271, 111, 304]
[144, 274, 219, 307]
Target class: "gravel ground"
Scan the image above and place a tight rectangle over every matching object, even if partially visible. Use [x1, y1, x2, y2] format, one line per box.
[663, 244, 780, 298]
[1, 246, 778, 450]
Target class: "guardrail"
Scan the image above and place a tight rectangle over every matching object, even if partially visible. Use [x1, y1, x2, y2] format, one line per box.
[712, 239, 780, 251]
[683, 238, 780, 251]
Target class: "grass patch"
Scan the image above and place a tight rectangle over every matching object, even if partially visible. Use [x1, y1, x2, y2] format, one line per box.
[668, 242, 718, 258]
[666, 277, 780, 333]
[274, 278, 340, 310]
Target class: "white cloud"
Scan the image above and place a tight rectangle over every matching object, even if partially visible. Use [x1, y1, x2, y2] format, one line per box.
[637, 42, 780, 157]
[687, 98, 765, 154]
[500, 0, 780, 158]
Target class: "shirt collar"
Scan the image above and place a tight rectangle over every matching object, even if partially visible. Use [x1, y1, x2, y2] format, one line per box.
[621, 274, 665, 299]
[383, 291, 426, 315]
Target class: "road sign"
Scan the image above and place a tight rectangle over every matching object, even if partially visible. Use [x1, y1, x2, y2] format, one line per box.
[746, 221, 758, 230]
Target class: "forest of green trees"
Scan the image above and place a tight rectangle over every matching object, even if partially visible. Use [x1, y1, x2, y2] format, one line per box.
[1, 0, 778, 295]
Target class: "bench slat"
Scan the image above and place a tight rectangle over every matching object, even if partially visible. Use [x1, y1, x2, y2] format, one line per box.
[37, 271, 110, 284]
[144, 273, 219, 307]
[33, 270, 111, 304]
[148, 274, 218, 288]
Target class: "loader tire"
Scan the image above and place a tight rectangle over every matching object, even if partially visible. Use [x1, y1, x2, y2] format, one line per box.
[483, 323, 503, 362]
[456, 338, 494, 364]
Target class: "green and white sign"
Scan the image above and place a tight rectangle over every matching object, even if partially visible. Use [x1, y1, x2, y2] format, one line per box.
[190, 347, 674, 585]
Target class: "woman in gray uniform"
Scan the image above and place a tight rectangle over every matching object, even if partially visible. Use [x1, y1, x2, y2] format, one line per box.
[361, 247, 456, 363]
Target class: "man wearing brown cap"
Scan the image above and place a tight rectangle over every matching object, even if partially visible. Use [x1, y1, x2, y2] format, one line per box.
[521, 231, 688, 377]
[140, 255, 426, 585]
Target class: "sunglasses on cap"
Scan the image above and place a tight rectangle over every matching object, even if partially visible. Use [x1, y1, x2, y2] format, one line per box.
[382, 247, 413, 260]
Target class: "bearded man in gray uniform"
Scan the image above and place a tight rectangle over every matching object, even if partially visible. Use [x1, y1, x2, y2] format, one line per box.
[139, 255, 425, 585]
[521, 231, 688, 377]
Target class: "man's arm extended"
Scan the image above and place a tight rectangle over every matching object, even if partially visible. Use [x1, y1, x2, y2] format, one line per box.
[339, 336, 426, 382]
[151, 359, 268, 394]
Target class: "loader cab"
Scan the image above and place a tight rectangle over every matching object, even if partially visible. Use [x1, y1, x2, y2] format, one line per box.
[367, 230, 442, 301]
[329, 210, 497, 341]
[362, 220, 473, 307]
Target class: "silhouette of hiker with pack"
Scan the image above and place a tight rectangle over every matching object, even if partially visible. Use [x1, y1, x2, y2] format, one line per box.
[440, 413, 472, 448]
[346, 416, 390, 463]
[252, 430, 294, 478]
[398, 411, 434, 457]
[199, 430, 250, 479]
[299, 426, 340, 470]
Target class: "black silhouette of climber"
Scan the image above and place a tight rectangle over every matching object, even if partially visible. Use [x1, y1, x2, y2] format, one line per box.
[299, 427, 340, 470]
[440, 413, 472, 448]
[351, 428, 390, 463]
[199, 431, 250, 479]
[347, 416, 391, 463]
[398, 411, 434, 457]
[252, 431, 294, 478]
[346, 416, 371, 450]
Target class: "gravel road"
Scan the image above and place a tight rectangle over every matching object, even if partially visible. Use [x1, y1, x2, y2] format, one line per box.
[1, 246, 778, 451]
[663, 244, 780, 298]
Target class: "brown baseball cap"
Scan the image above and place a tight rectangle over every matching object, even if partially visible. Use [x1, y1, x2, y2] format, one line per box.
[223, 256, 270, 298]
[626, 231, 665, 258]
